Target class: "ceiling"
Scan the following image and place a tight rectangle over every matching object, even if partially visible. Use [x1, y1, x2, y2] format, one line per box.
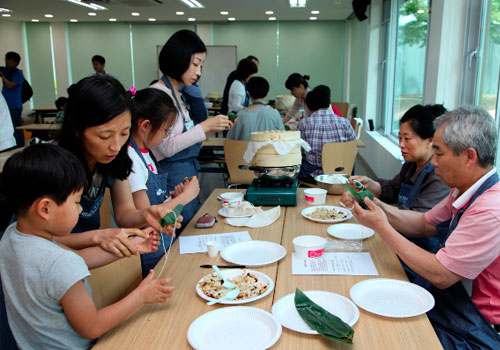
[0, 0, 354, 23]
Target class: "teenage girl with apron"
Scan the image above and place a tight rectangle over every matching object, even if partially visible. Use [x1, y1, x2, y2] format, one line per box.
[129, 88, 200, 277]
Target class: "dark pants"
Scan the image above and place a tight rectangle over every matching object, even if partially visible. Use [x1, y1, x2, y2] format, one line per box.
[9, 108, 24, 148]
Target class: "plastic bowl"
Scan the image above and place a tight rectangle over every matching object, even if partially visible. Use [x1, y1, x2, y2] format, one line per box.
[293, 235, 327, 259]
[315, 174, 348, 195]
[304, 188, 327, 205]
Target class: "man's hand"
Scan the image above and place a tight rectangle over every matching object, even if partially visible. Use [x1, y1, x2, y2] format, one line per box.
[352, 196, 390, 234]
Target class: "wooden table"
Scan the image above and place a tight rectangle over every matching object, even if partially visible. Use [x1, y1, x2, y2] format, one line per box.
[32, 106, 58, 123]
[94, 189, 441, 349]
[16, 123, 61, 140]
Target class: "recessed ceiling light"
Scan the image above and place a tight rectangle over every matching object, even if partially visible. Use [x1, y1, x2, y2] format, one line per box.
[2, 13, 11, 17]
[311, 10, 320, 14]
[180, 0, 204, 9]
[70, 19, 78, 22]
[220, 11, 229, 15]
[0, 8, 13, 13]
[269, 17, 276, 21]
[228, 17, 236, 21]
[88, 12, 96, 16]
[176, 11, 184, 15]
[289, 0, 306, 8]
[31, 19, 39, 22]
[109, 18, 116, 22]
[188, 17, 196, 21]
[265, 11, 274, 15]
[309, 16, 317, 20]
[45, 14, 54, 18]
[148, 18, 156, 21]
[64, 0, 107, 11]
[131, 12, 140, 16]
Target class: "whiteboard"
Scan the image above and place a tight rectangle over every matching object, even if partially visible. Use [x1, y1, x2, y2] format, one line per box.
[157, 45, 237, 96]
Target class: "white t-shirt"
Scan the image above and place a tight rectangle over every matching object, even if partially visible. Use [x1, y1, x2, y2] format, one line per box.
[128, 144, 158, 193]
[228, 80, 246, 113]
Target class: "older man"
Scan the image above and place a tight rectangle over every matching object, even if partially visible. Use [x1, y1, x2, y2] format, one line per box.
[351, 106, 500, 349]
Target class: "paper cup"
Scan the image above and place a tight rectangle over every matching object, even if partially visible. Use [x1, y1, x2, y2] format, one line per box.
[206, 240, 218, 258]
[219, 192, 244, 209]
[293, 235, 326, 259]
[304, 188, 327, 205]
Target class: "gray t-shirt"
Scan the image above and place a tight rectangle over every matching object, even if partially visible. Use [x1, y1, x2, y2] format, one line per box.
[0, 223, 92, 350]
[227, 106, 285, 141]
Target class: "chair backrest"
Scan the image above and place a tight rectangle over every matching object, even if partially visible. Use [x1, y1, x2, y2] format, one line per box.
[321, 140, 358, 174]
[331, 102, 350, 118]
[352, 117, 363, 139]
[224, 139, 257, 185]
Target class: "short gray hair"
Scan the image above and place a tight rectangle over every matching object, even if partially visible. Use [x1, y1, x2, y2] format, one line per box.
[434, 106, 497, 167]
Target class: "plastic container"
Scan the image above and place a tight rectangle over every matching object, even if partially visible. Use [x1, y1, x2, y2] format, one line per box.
[304, 188, 327, 205]
[293, 235, 327, 259]
[219, 192, 244, 209]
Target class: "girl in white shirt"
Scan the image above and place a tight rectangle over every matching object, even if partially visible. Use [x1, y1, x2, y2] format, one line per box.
[228, 58, 258, 113]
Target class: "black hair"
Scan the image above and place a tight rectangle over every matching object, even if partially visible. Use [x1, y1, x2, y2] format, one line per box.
[247, 55, 259, 63]
[247, 77, 269, 99]
[285, 73, 310, 90]
[306, 85, 331, 111]
[400, 104, 447, 139]
[5, 51, 21, 64]
[235, 58, 258, 81]
[159, 29, 206, 81]
[58, 75, 133, 185]
[131, 88, 176, 136]
[3, 144, 87, 216]
[149, 79, 159, 86]
[55, 97, 68, 111]
[92, 55, 105, 64]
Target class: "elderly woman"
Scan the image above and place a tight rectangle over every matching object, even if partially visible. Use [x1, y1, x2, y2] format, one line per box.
[342, 104, 450, 252]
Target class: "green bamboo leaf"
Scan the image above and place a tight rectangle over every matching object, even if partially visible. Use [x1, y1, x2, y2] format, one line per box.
[294, 288, 354, 345]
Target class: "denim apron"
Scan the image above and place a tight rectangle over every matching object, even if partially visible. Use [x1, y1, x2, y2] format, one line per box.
[129, 139, 173, 277]
[413, 173, 500, 350]
[157, 76, 201, 230]
[398, 163, 439, 253]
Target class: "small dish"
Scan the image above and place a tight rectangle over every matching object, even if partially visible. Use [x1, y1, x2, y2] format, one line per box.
[327, 223, 375, 240]
[301, 205, 353, 224]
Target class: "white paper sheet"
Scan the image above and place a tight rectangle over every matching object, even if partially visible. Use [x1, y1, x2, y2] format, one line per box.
[179, 231, 252, 254]
[292, 252, 379, 276]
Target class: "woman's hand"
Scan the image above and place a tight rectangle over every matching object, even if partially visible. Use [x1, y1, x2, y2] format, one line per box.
[200, 114, 233, 135]
[143, 206, 183, 237]
[129, 227, 160, 255]
[93, 228, 152, 258]
[137, 270, 175, 304]
[348, 175, 382, 197]
[340, 191, 355, 208]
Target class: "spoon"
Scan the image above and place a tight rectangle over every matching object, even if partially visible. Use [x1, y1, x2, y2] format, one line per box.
[207, 288, 240, 305]
[212, 265, 237, 289]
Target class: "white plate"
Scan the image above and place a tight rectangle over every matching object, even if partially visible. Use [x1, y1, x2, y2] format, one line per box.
[196, 269, 274, 304]
[327, 223, 375, 240]
[271, 290, 359, 334]
[301, 206, 353, 224]
[350, 278, 435, 318]
[221, 240, 287, 267]
[187, 306, 282, 350]
[217, 208, 252, 218]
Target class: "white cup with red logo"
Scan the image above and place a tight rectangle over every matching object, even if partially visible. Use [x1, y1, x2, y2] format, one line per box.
[293, 235, 326, 259]
[304, 188, 327, 205]
[219, 192, 244, 210]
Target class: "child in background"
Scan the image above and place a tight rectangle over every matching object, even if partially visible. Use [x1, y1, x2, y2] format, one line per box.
[129, 88, 200, 277]
[0, 144, 175, 349]
[54, 96, 68, 123]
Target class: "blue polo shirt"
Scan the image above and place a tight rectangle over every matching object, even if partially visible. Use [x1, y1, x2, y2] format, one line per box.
[1, 67, 24, 109]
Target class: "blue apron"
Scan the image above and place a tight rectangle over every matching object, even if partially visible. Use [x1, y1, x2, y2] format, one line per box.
[72, 176, 110, 233]
[129, 139, 173, 277]
[157, 76, 200, 229]
[398, 163, 439, 252]
[414, 172, 500, 349]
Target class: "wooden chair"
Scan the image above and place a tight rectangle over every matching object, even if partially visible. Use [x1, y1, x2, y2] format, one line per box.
[321, 140, 358, 174]
[352, 117, 363, 139]
[223, 139, 257, 187]
[87, 188, 143, 309]
[331, 102, 350, 118]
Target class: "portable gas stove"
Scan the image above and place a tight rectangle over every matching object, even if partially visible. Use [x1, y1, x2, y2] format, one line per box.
[246, 176, 298, 206]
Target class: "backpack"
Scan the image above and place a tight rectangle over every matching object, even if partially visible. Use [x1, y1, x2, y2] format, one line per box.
[21, 79, 33, 103]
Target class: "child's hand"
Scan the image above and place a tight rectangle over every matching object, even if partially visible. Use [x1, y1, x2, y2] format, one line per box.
[129, 227, 160, 255]
[179, 176, 200, 202]
[138, 270, 175, 304]
[163, 214, 183, 237]
[171, 182, 185, 198]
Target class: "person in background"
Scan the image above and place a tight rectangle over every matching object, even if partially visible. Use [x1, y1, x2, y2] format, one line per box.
[152, 29, 232, 230]
[227, 76, 284, 141]
[297, 85, 356, 180]
[0, 144, 173, 349]
[227, 58, 258, 114]
[351, 106, 500, 349]
[0, 51, 25, 148]
[91, 55, 115, 79]
[341, 104, 450, 253]
[129, 88, 200, 276]
[221, 55, 259, 115]
[282, 73, 342, 125]
[0, 94, 16, 152]
[54, 96, 68, 124]
[179, 77, 208, 125]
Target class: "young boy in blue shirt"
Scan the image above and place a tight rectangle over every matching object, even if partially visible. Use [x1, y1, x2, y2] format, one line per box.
[0, 144, 175, 349]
